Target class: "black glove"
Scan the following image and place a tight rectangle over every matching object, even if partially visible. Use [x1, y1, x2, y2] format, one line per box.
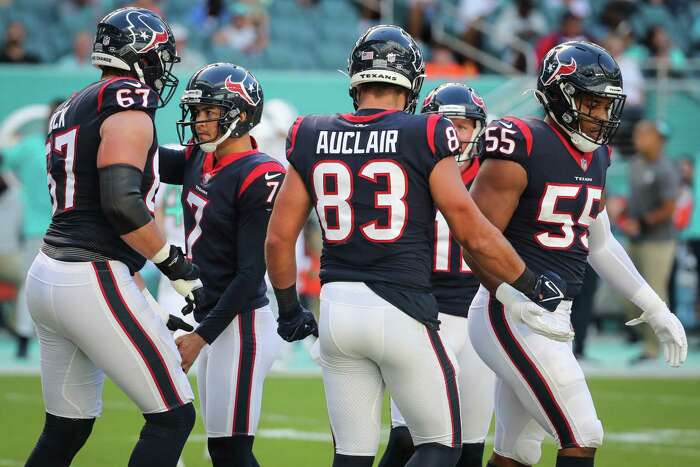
[528, 271, 567, 312]
[154, 245, 200, 281]
[277, 306, 318, 342]
[181, 286, 206, 316]
[166, 314, 194, 332]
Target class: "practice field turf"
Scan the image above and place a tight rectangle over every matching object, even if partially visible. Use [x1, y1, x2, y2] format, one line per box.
[2, 375, 699, 466]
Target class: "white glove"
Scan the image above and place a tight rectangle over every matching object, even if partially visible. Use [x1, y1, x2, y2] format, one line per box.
[496, 283, 575, 342]
[171, 277, 203, 301]
[626, 308, 687, 368]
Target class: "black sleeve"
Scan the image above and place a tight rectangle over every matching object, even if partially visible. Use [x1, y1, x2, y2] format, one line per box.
[194, 166, 286, 343]
[158, 145, 188, 185]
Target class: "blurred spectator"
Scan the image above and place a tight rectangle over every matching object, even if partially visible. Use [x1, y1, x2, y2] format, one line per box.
[0, 21, 40, 64]
[57, 31, 93, 69]
[212, 2, 268, 55]
[535, 11, 591, 64]
[406, 0, 439, 45]
[544, 0, 591, 22]
[603, 33, 645, 154]
[170, 23, 205, 71]
[1, 99, 61, 358]
[252, 98, 298, 164]
[0, 169, 23, 344]
[355, 1, 381, 36]
[425, 44, 478, 77]
[622, 120, 680, 363]
[627, 25, 687, 78]
[457, 0, 498, 72]
[492, 0, 547, 71]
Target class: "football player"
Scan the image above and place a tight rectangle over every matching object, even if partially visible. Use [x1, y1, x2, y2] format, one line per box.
[25, 8, 201, 467]
[158, 62, 284, 467]
[379, 83, 495, 467]
[266, 25, 570, 467]
[467, 41, 688, 467]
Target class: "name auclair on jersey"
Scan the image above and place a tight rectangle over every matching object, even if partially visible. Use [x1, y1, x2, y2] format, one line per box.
[316, 130, 399, 155]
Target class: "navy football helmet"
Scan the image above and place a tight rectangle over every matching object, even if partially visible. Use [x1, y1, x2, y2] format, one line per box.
[348, 25, 425, 114]
[536, 41, 626, 152]
[91, 7, 180, 107]
[422, 83, 488, 164]
[177, 63, 263, 152]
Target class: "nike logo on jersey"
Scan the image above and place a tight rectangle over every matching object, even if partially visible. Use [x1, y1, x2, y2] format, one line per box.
[541, 280, 564, 302]
[264, 172, 282, 180]
[500, 121, 513, 129]
[123, 81, 143, 87]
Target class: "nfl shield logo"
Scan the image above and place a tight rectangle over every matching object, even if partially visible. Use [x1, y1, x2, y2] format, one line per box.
[581, 159, 587, 170]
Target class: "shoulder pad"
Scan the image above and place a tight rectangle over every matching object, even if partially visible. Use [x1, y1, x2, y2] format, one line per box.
[425, 114, 460, 158]
[479, 117, 533, 165]
[238, 160, 286, 200]
[97, 77, 158, 115]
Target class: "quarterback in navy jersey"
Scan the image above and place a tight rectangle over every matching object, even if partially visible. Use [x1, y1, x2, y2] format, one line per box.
[380, 83, 495, 467]
[266, 25, 563, 467]
[159, 63, 284, 467]
[467, 41, 687, 467]
[25, 8, 199, 467]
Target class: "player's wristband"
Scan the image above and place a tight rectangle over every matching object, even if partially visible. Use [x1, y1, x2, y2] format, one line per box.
[274, 284, 301, 318]
[150, 243, 170, 264]
[509, 267, 537, 296]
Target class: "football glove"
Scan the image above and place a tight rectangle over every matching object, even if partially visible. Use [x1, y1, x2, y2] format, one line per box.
[527, 271, 566, 312]
[496, 282, 574, 342]
[153, 245, 204, 314]
[166, 315, 194, 333]
[277, 306, 318, 342]
[626, 307, 687, 367]
[143, 288, 194, 333]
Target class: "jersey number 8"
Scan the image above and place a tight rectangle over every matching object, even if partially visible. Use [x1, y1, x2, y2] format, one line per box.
[313, 160, 407, 243]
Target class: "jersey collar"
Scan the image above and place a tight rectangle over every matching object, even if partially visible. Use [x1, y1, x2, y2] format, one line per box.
[543, 120, 594, 172]
[339, 108, 400, 123]
[202, 136, 259, 179]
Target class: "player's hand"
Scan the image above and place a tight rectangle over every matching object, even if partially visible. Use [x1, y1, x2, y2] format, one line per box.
[180, 285, 205, 316]
[496, 283, 574, 342]
[175, 332, 207, 373]
[166, 315, 194, 333]
[277, 306, 318, 342]
[527, 271, 566, 312]
[626, 308, 687, 367]
[155, 245, 199, 281]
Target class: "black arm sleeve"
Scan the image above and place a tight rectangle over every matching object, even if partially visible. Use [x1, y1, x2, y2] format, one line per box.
[99, 164, 153, 235]
[158, 145, 187, 185]
[194, 208, 270, 344]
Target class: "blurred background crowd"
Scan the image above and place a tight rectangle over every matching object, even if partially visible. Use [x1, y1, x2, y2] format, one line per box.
[0, 0, 699, 372]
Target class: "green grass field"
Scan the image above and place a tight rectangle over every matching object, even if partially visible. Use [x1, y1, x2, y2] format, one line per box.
[2, 375, 699, 466]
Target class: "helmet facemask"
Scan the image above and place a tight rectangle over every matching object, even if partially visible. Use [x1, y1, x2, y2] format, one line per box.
[455, 119, 484, 166]
[177, 98, 241, 152]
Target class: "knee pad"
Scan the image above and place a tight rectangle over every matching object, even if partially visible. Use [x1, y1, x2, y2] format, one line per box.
[406, 443, 461, 467]
[509, 432, 543, 466]
[576, 418, 603, 448]
[378, 426, 414, 467]
[208, 435, 257, 467]
[142, 402, 195, 442]
[25, 413, 95, 467]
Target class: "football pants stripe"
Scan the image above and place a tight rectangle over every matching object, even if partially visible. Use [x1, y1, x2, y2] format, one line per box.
[232, 309, 256, 435]
[426, 327, 461, 447]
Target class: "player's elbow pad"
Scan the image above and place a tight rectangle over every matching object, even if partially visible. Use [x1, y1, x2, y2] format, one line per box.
[99, 164, 153, 235]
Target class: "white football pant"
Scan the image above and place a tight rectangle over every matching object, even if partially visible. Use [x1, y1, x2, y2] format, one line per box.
[390, 311, 495, 444]
[468, 286, 603, 465]
[197, 306, 282, 437]
[319, 282, 461, 456]
[26, 251, 194, 417]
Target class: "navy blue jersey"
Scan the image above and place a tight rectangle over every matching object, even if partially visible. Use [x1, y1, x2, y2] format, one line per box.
[287, 109, 460, 325]
[479, 117, 609, 298]
[431, 160, 481, 317]
[159, 140, 284, 342]
[43, 77, 160, 273]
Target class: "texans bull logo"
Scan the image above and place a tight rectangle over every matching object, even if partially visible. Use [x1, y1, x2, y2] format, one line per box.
[470, 90, 487, 113]
[224, 74, 260, 106]
[541, 53, 578, 87]
[126, 10, 170, 53]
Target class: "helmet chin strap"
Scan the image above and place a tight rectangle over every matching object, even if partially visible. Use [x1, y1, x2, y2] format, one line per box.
[199, 118, 239, 153]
